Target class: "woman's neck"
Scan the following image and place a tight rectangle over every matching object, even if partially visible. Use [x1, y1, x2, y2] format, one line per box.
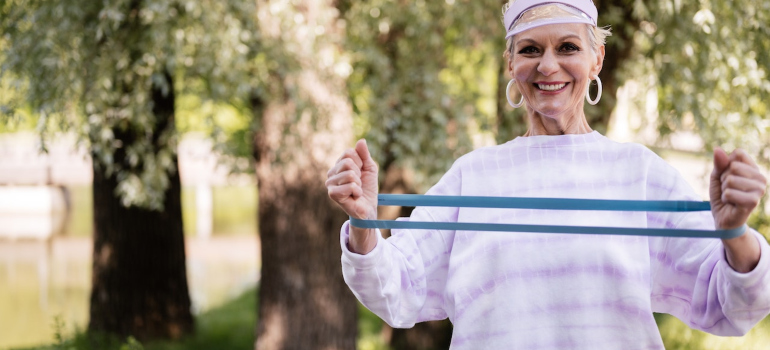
[523, 111, 592, 136]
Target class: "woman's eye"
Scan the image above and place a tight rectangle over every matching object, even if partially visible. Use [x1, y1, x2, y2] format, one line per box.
[518, 46, 539, 54]
[560, 43, 580, 52]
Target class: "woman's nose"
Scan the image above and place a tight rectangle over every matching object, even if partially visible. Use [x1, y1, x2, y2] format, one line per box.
[537, 50, 559, 76]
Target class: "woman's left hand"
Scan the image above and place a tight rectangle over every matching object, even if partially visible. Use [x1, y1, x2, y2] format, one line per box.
[710, 147, 767, 272]
[710, 147, 767, 230]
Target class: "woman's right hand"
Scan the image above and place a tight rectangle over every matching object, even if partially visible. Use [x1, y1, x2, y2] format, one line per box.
[327, 139, 380, 254]
[326, 139, 379, 221]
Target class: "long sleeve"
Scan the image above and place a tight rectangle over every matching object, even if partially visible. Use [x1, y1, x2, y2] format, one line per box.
[340, 163, 462, 328]
[650, 228, 770, 335]
[647, 156, 770, 335]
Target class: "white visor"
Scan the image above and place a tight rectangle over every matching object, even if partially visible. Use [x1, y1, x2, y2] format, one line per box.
[505, 3, 596, 39]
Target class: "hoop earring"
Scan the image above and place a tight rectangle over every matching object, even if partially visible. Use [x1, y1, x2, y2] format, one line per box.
[586, 75, 602, 105]
[506, 79, 524, 108]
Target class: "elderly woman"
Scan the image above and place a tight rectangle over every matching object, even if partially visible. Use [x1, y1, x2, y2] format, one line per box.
[326, 0, 770, 348]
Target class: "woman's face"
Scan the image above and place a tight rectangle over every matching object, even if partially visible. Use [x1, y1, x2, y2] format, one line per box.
[509, 23, 604, 123]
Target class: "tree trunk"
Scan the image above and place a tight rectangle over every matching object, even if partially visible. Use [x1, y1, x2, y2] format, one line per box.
[254, 162, 357, 349]
[389, 320, 453, 350]
[252, 2, 357, 348]
[252, 95, 358, 349]
[88, 71, 193, 341]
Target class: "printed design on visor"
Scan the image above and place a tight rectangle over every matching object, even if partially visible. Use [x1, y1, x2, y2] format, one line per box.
[349, 194, 748, 239]
[503, 0, 598, 38]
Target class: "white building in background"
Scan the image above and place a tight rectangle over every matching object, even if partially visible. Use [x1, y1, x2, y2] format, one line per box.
[0, 132, 254, 240]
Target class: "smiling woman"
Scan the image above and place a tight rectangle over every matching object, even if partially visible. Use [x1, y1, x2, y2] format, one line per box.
[502, 1, 610, 136]
[326, 1, 770, 349]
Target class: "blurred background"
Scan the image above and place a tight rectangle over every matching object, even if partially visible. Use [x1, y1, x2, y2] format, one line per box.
[0, 0, 768, 349]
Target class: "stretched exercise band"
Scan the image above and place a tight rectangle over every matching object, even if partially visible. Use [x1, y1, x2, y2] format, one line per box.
[349, 194, 748, 239]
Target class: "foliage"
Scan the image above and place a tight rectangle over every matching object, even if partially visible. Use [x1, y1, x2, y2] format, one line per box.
[344, 0, 504, 189]
[642, 0, 770, 160]
[171, 0, 262, 169]
[0, 0, 261, 209]
[624, 0, 770, 227]
[248, 0, 352, 178]
[1, 0, 177, 209]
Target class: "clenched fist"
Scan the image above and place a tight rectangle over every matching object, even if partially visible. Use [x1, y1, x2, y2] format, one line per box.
[710, 147, 767, 230]
[327, 139, 380, 254]
[710, 147, 767, 272]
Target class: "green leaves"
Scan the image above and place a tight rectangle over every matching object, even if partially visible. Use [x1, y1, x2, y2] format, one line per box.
[2, 0, 181, 209]
[638, 0, 770, 158]
[1, 0, 265, 210]
[3, 0, 768, 209]
[345, 0, 502, 189]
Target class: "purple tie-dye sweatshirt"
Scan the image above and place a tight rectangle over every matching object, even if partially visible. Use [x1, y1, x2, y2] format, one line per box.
[340, 131, 770, 349]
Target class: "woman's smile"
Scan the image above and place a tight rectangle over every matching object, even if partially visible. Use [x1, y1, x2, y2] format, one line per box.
[535, 81, 569, 94]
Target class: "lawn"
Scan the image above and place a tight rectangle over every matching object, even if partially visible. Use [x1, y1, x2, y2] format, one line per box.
[13, 288, 258, 350]
[13, 287, 770, 350]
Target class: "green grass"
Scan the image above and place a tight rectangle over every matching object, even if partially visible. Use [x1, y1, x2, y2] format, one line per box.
[12, 288, 257, 350]
[15, 288, 770, 350]
[13, 288, 390, 350]
[143, 288, 257, 350]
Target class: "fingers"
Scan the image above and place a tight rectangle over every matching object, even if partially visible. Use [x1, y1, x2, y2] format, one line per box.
[326, 156, 362, 179]
[327, 181, 363, 203]
[712, 147, 729, 177]
[330, 148, 363, 173]
[721, 174, 766, 195]
[355, 139, 378, 173]
[721, 188, 761, 209]
[720, 161, 767, 187]
[326, 138, 374, 179]
[728, 148, 758, 168]
[717, 149, 767, 183]
[326, 153, 364, 205]
[325, 169, 363, 190]
[326, 139, 376, 212]
[712, 147, 768, 209]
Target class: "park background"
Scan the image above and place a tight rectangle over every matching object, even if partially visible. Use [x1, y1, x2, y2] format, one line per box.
[1, 0, 769, 349]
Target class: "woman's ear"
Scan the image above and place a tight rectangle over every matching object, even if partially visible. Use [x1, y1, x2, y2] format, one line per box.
[591, 45, 605, 77]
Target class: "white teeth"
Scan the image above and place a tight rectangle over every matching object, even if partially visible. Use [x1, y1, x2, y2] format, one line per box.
[537, 83, 566, 91]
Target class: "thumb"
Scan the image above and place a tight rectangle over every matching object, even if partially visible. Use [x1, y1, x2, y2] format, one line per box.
[712, 147, 729, 178]
[355, 139, 376, 170]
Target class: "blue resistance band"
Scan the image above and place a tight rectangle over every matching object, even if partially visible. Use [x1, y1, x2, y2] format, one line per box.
[349, 194, 748, 239]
